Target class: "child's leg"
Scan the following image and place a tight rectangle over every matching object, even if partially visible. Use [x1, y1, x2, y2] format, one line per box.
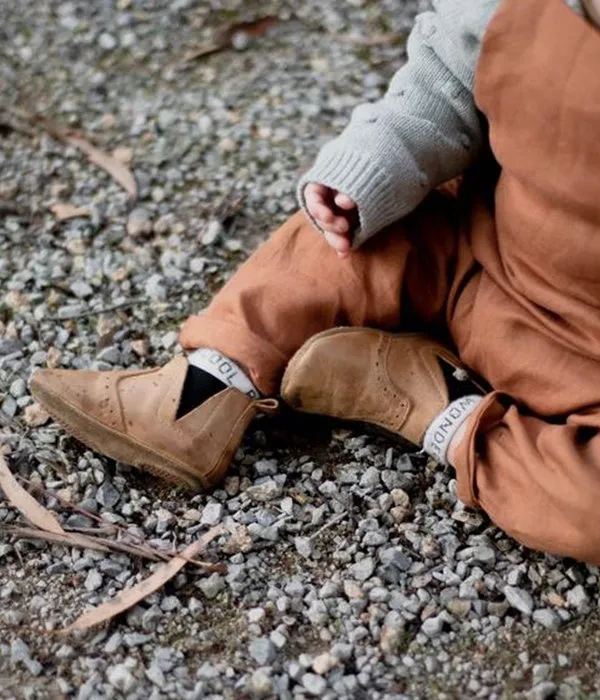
[179, 196, 459, 396]
[452, 394, 600, 564]
[31, 192, 461, 488]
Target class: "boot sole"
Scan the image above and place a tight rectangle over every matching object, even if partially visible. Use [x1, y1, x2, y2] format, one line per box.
[31, 381, 203, 490]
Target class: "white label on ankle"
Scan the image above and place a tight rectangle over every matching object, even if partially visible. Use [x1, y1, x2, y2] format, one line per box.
[423, 395, 482, 466]
[187, 348, 261, 399]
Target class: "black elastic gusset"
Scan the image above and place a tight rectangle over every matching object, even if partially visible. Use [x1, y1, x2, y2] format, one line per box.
[438, 357, 484, 403]
[176, 365, 228, 418]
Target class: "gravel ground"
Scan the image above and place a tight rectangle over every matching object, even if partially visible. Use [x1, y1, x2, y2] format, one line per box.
[0, 1, 598, 698]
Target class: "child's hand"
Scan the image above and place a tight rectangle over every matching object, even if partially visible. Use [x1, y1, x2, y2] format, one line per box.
[304, 183, 358, 258]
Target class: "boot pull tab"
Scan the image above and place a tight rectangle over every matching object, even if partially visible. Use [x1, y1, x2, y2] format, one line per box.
[254, 397, 279, 415]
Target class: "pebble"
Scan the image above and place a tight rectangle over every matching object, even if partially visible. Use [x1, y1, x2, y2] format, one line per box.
[302, 673, 327, 696]
[84, 570, 103, 592]
[248, 638, 276, 665]
[312, 652, 337, 675]
[198, 574, 225, 600]
[127, 208, 153, 237]
[9, 378, 26, 398]
[294, 536, 315, 558]
[10, 639, 42, 676]
[350, 557, 375, 582]
[245, 479, 281, 502]
[200, 502, 223, 526]
[249, 669, 273, 697]
[96, 482, 121, 508]
[504, 585, 534, 615]
[145, 274, 167, 301]
[106, 664, 137, 692]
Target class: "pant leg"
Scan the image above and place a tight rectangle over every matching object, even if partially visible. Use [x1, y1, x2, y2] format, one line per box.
[179, 195, 459, 394]
[454, 393, 600, 564]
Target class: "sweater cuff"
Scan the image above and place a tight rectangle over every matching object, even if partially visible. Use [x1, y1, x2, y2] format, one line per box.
[297, 146, 407, 248]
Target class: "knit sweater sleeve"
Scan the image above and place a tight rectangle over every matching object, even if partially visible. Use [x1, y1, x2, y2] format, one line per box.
[298, 0, 500, 247]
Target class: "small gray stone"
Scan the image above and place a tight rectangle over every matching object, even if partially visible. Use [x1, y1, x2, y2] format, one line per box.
[0, 339, 23, 356]
[306, 600, 328, 626]
[421, 616, 444, 637]
[161, 330, 179, 350]
[10, 638, 42, 676]
[98, 32, 117, 50]
[104, 632, 123, 654]
[294, 536, 314, 558]
[96, 346, 121, 364]
[9, 378, 26, 398]
[96, 482, 121, 508]
[145, 274, 167, 301]
[202, 219, 223, 246]
[127, 207, 153, 237]
[198, 573, 225, 599]
[359, 466, 380, 489]
[245, 478, 281, 502]
[566, 584, 590, 611]
[201, 502, 223, 526]
[145, 663, 166, 688]
[312, 652, 337, 675]
[318, 581, 341, 599]
[248, 668, 273, 697]
[84, 570, 103, 592]
[302, 673, 327, 696]
[2, 395, 17, 418]
[249, 637, 276, 665]
[160, 596, 180, 612]
[532, 608, 561, 630]
[70, 281, 94, 299]
[504, 585, 534, 615]
[350, 557, 375, 582]
[106, 664, 136, 692]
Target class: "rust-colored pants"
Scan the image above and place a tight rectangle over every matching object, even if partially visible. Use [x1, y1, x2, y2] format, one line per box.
[180, 192, 600, 565]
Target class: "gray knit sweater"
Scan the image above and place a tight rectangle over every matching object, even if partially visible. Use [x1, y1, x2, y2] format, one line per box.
[298, 0, 584, 247]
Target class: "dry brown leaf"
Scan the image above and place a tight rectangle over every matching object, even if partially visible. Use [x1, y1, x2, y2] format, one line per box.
[112, 147, 133, 165]
[23, 402, 50, 428]
[50, 203, 92, 222]
[32, 116, 137, 200]
[61, 525, 225, 633]
[181, 16, 279, 63]
[0, 454, 64, 534]
[67, 134, 137, 201]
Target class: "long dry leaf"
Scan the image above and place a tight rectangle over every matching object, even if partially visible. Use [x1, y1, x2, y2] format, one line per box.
[181, 16, 279, 63]
[67, 134, 137, 200]
[61, 525, 225, 633]
[31, 115, 137, 200]
[0, 455, 64, 534]
[50, 203, 92, 221]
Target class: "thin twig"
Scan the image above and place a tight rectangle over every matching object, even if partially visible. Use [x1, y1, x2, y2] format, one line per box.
[16, 476, 225, 571]
[310, 511, 347, 541]
[48, 298, 146, 322]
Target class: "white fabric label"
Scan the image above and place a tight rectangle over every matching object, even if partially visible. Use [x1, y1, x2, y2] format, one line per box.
[187, 348, 261, 399]
[423, 395, 482, 466]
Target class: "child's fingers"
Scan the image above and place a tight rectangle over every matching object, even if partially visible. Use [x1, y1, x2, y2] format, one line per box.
[334, 192, 357, 210]
[304, 183, 328, 212]
[320, 216, 350, 236]
[323, 230, 351, 254]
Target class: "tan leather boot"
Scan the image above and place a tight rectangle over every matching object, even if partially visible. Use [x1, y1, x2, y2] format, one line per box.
[30, 356, 278, 489]
[281, 328, 484, 449]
